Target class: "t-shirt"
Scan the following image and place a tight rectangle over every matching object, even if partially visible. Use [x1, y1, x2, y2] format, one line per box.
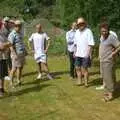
[74, 28, 94, 57]
[8, 30, 25, 55]
[99, 34, 120, 63]
[29, 32, 50, 54]
[66, 29, 76, 52]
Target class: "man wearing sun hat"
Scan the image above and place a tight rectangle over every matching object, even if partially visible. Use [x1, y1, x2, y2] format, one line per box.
[74, 17, 95, 87]
[8, 20, 26, 87]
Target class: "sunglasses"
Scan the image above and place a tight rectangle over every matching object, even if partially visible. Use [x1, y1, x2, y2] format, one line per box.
[77, 22, 85, 26]
[15, 24, 21, 27]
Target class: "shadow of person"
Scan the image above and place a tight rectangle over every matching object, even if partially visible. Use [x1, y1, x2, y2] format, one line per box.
[1, 84, 51, 99]
[22, 71, 38, 78]
[114, 80, 120, 99]
[51, 71, 69, 78]
[89, 77, 102, 87]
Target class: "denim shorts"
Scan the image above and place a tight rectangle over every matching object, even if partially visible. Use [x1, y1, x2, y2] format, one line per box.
[75, 57, 91, 68]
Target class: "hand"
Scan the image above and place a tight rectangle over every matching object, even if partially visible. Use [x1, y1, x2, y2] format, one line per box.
[14, 54, 18, 60]
[73, 53, 76, 58]
[44, 49, 48, 54]
[112, 51, 116, 57]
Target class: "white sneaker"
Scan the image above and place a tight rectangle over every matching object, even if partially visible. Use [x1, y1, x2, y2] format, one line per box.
[4, 76, 11, 81]
[96, 85, 105, 90]
[37, 73, 42, 79]
[47, 74, 53, 80]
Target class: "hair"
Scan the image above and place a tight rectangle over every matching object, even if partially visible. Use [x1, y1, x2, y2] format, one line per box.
[99, 22, 110, 31]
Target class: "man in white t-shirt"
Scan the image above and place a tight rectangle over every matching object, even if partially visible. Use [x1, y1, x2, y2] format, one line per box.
[74, 17, 95, 86]
[29, 24, 53, 80]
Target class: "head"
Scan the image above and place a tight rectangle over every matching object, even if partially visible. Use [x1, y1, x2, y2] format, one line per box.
[8, 19, 15, 29]
[14, 20, 22, 32]
[3, 16, 10, 28]
[71, 22, 77, 30]
[100, 23, 109, 39]
[36, 24, 42, 33]
[77, 17, 87, 31]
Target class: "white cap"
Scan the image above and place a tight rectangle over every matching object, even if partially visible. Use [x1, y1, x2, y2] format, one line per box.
[14, 20, 22, 25]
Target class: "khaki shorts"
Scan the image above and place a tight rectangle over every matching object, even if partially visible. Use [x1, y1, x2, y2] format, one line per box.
[12, 54, 25, 69]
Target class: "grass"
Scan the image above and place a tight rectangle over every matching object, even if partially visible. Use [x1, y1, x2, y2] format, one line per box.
[0, 56, 120, 120]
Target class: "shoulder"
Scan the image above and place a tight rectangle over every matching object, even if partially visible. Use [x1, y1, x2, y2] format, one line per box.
[85, 28, 92, 33]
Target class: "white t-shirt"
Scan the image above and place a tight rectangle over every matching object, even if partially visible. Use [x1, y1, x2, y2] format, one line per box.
[66, 29, 76, 52]
[29, 32, 50, 59]
[74, 28, 94, 57]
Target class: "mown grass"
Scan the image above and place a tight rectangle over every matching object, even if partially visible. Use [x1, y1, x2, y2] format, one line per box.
[0, 56, 120, 120]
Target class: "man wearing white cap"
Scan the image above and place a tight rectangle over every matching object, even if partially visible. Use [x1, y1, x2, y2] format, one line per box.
[74, 17, 95, 87]
[8, 20, 26, 87]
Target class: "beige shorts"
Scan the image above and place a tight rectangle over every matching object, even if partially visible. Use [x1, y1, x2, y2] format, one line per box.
[12, 54, 25, 69]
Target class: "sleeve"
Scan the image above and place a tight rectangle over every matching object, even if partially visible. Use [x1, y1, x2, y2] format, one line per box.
[29, 34, 34, 42]
[74, 33, 77, 46]
[8, 33, 14, 45]
[87, 29, 95, 46]
[44, 33, 50, 41]
[66, 32, 69, 43]
[111, 35, 120, 48]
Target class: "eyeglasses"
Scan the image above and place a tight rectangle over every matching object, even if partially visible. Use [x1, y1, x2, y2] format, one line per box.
[15, 24, 21, 27]
[77, 22, 85, 26]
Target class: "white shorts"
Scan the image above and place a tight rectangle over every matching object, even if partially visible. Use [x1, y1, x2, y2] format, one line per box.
[34, 53, 47, 63]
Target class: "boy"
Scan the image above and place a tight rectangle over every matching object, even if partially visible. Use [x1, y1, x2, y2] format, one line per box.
[29, 24, 53, 80]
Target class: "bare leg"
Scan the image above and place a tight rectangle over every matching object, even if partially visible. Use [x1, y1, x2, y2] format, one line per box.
[82, 67, 89, 87]
[10, 68, 16, 86]
[42, 63, 53, 80]
[76, 66, 82, 85]
[16, 67, 23, 85]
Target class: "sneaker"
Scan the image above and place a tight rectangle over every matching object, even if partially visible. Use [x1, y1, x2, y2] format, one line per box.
[4, 76, 11, 81]
[96, 85, 105, 90]
[37, 73, 42, 79]
[47, 74, 53, 80]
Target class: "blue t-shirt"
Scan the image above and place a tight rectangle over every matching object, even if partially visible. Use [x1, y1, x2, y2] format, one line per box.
[8, 30, 25, 55]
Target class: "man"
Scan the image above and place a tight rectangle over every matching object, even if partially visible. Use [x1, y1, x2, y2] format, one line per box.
[96, 29, 118, 90]
[1, 17, 13, 79]
[0, 34, 11, 97]
[29, 24, 53, 80]
[99, 23, 120, 101]
[74, 17, 94, 87]
[8, 20, 26, 87]
[66, 22, 76, 79]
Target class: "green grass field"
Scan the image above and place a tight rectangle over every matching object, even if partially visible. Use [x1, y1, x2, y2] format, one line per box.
[0, 56, 120, 120]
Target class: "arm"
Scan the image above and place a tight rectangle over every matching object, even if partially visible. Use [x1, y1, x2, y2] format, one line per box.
[0, 41, 12, 51]
[45, 39, 50, 54]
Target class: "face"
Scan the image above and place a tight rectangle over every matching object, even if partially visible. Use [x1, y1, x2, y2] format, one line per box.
[77, 18, 86, 31]
[36, 24, 42, 33]
[100, 27, 109, 39]
[8, 21, 15, 29]
[14, 24, 22, 32]
[71, 23, 77, 30]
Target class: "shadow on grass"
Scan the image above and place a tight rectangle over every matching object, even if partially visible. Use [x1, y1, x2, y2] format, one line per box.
[89, 71, 100, 76]
[1, 84, 51, 99]
[89, 77, 102, 87]
[13, 84, 51, 96]
[22, 71, 38, 78]
[114, 80, 120, 99]
[51, 71, 69, 79]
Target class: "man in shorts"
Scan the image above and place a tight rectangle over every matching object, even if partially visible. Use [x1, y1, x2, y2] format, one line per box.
[8, 20, 26, 87]
[74, 17, 94, 87]
[29, 24, 53, 80]
[0, 34, 11, 96]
